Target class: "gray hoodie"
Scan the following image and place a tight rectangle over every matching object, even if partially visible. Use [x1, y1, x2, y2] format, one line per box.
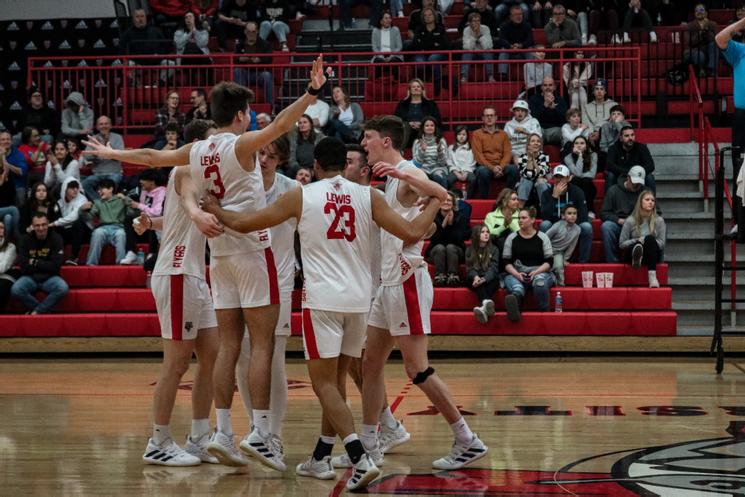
[51, 176, 88, 229]
[61, 92, 94, 137]
[504, 113, 542, 157]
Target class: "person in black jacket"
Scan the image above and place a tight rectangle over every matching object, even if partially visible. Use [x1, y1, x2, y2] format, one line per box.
[412, 7, 451, 96]
[10, 212, 68, 314]
[426, 191, 471, 286]
[467, 224, 500, 324]
[16, 88, 57, 143]
[601, 166, 646, 262]
[604, 125, 655, 192]
[497, 6, 535, 79]
[394, 79, 442, 148]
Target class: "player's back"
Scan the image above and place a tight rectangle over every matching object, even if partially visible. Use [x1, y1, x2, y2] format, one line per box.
[297, 176, 373, 313]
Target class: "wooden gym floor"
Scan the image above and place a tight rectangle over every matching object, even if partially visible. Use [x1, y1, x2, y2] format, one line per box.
[1, 356, 744, 496]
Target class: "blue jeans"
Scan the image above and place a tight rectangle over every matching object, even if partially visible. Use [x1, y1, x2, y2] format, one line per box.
[461, 51, 495, 79]
[87, 224, 126, 265]
[601, 220, 622, 262]
[259, 20, 290, 43]
[11, 275, 69, 313]
[326, 119, 358, 143]
[474, 164, 519, 199]
[82, 173, 123, 200]
[414, 53, 446, 93]
[516, 177, 549, 202]
[504, 272, 554, 311]
[684, 42, 720, 73]
[233, 68, 274, 105]
[428, 171, 449, 189]
[539, 219, 592, 263]
[0, 206, 20, 240]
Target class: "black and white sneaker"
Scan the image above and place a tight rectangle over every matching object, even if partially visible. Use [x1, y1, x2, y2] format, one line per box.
[432, 434, 488, 470]
[345, 453, 380, 491]
[632, 244, 643, 268]
[239, 428, 286, 471]
[142, 438, 201, 466]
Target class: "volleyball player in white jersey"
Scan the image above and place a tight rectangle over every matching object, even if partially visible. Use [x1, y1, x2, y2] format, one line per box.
[360, 115, 488, 470]
[82, 55, 328, 471]
[135, 120, 223, 466]
[236, 134, 296, 440]
[200, 137, 442, 491]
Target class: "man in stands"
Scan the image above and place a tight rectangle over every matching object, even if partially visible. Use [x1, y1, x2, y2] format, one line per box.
[458, 0, 498, 34]
[49, 178, 88, 266]
[497, 5, 535, 80]
[471, 106, 517, 198]
[11, 213, 68, 314]
[605, 125, 655, 193]
[16, 88, 57, 144]
[683, 3, 719, 77]
[601, 165, 646, 263]
[0, 130, 29, 207]
[81, 116, 124, 200]
[528, 76, 568, 146]
[545, 4, 581, 48]
[234, 21, 274, 108]
[120, 9, 174, 84]
[185, 88, 211, 124]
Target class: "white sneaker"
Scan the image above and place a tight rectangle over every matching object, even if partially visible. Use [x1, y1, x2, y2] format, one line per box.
[239, 428, 286, 471]
[482, 299, 496, 317]
[379, 421, 411, 453]
[650, 31, 658, 43]
[581, 33, 588, 45]
[623, 32, 631, 44]
[588, 34, 597, 45]
[432, 434, 488, 470]
[345, 454, 380, 491]
[331, 443, 384, 468]
[611, 34, 622, 45]
[185, 434, 219, 464]
[119, 250, 138, 265]
[296, 455, 336, 480]
[143, 438, 201, 467]
[207, 431, 249, 466]
[473, 306, 488, 324]
[648, 270, 660, 288]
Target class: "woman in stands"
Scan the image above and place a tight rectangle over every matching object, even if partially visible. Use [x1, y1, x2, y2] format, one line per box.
[413, 116, 449, 188]
[18, 127, 49, 170]
[516, 133, 550, 208]
[66, 138, 82, 162]
[447, 125, 477, 197]
[394, 78, 442, 148]
[287, 114, 324, 179]
[502, 207, 555, 322]
[44, 140, 80, 193]
[563, 135, 598, 217]
[426, 190, 471, 287]
[467, 224, 500, 325]
[20, 182, 59, 234]
[173, 11, 211, 64]
[371, 11, 404, 69]
[619, 190, 666, 288]
[0, 220, 16, 314]
[484, 188, 520, 253]
[326, 86, 364, 144]
[153, 91, 186, 147]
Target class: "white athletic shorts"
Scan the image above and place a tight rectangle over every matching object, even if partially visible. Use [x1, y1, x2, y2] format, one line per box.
[151, 274, 217, 340]
[301, 309, 367, 360]
[368, 267, 433, 336]
[210, 248, 280, 309]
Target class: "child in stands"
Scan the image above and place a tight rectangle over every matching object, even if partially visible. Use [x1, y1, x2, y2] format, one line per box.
[446, 125, 477, 197]
[467, 224, 500, 324]
[546, 204, 580, 286]
[79, 178, 133, 266]
[504, 100, 542, 164]
[561, 108, 591, 148]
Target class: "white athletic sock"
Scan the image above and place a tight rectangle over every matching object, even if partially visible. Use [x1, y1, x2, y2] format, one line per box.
[379, 406, 398, 430]
[253, 409, 272, 436]
[153, 424, 171, 445]
[342, 433, 359, 445]
[320, 435, 336, 445]
[450, 417, 474, 445]
[216, 408, 233, 435]
[360, 423, 378, 450]
[191, 418, 210, 440]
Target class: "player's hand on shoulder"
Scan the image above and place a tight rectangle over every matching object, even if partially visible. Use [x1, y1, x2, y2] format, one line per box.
[192, 210, 225, 238]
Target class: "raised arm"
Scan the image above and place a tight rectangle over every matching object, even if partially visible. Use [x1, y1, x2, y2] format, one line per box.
[81, 135, 193, 168]
[201, 185, 302, 233]
[717, 18, 745, 49]
[371, 188, 441, 245]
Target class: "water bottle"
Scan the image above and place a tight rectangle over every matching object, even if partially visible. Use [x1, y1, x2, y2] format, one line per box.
[137, 249, 145, 266]
[555, 291, 563, 313]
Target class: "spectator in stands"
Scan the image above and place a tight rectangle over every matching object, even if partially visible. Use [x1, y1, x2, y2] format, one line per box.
[154, 91, 186, 145]
[559, 0, 592, 44]
[545, 4, 582, 48]
[495, 1, 531, 26]
[259, 0, 292, 52]
[619, 189, 665, 287]
[214, 0, 261, 50]
[10, 213, 67, 314]
[256, 113, 272, 129]
[600, 165, 646, 262]
[523, 45, 554, 97]
[185, 88, 211, 124]
[66, 138, 82, 162]
[49, 178, 88, 266]
[118, 169, 167, 265]
[471, 106, 517, 198]
[563, 135, 598, 216]
[60, 92, 94, 140]
[44, 140, 80, 192]
[20, 182, 59, 234]
[485, 187, 520, 252]
[620, 0, 658, 44]
[394, 78, 442, 148]
[583, 79, 616, 149]
[516, 133, 550, 207]
[447, 125, 477, 196]
[426, 190, 471, 286]
[18, 127, 50, 173]
[149, 0, 218, 25]
[546, 204, 580, 285]
[413, 0, 446, 40]
[461, 12, 497, 82]
[80, 178, 132, 266]
[529, 76, 569, 146]
[530, 1, 554, 28]
[598, 104, 629, 154]
[304, 94, 330, 133]
[295, 166, 313, 185]
[288, 114, 324, 179]
[497, 5, 535, 80]
[371, 11, 404, 68]
[683, 3, 720, 77]
[233, 22, 274, 108]
[605, 125, 655, 192]
[341, 0, 382, 31]
[0, 220, 16, 313]
[326, 86, 364, 144]
[173, 11, 211, 63]
[459, 0, 498, 34]
[81, 116, 124, 201]
[413, 116, 449, 188]
[120, 9, 175, 83]
[16, 88, 57, 144]
[588, 0, 620, 45]
[412, 7, 451, 96]
[503, 206, 555, 321]
[539, 164, 593, 262]
[467, 224, 500, 324]
[1, 130, 29, 207]
[562, 51, 593, 110]
[156, 123, 185, 151]
[728, 5, 745, 43]
[505, 99, 542, 163]
[561, 108, 591, 147]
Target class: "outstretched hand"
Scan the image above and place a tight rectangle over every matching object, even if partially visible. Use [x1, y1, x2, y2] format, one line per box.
[309, 55, 327, 90]
[81, 135, 113, 159]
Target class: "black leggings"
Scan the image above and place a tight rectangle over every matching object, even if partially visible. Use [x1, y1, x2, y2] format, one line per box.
[624, 234, 661, 270]
[468, 276, 500, 302]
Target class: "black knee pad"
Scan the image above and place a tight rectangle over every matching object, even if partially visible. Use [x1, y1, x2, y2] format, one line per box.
[412, 366, 435, 385]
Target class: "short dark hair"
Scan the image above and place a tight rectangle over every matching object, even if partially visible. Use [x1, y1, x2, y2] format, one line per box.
[31, 212, 49, 222]
[467, 11, 481, 22]
[209, 82, 255, 127]
[314, 137, 347, 172]
[346, 143, 368, 164]
[609, 104, 626, 116]
[96, 178, 116, 191]
[193, 88, 207, 99]
[183, 119, 216, 142]
[620, 124, 634, 134]
[560, 204, 577, 215]
[363, 115, 407, 151]
[138, 168, 159, 183]
[269, 133, 291, 166]
[66, 180, 80, 190]
[164, 122, 181, 134]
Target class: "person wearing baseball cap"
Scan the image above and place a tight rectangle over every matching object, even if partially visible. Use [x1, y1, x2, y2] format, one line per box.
[582, 78, 617, 148]
[504, 99, 541, 163]
[600, 165, 648, 262]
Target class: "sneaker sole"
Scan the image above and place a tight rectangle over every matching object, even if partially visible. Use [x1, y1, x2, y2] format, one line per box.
[346, 466, 381, 491]
[295, 466, 337, 480]
[381, 431, 411, 453]
[206, 443, 248, 467]
[483, 300, 496, 317]
[632, 246, 643, 268]
[505, 295, 521, 322]
[432, 445, 489, 470]
[142, 455, 201, 467]
[239, 441, 287, 472]
[473, 307, 488, 324]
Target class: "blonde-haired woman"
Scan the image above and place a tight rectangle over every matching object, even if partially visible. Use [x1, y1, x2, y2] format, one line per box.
[484, 188, 520, 253]
[394, 78, 442, 147]
[619, 190, 666, 287]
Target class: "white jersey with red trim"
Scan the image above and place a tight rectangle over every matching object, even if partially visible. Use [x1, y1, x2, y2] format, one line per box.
[189, 132, 271, 256]
[297, 176, 373, 313]
[370, 221, 381, 296]
[153, 168, 206, 279]
[379, 160, 425, 286]
[266, 173, 300, 296]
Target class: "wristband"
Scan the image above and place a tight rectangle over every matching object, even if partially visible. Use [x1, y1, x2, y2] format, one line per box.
[307, 84, 322, 96]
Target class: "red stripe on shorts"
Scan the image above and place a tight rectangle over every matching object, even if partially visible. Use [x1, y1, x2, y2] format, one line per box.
[170, 274, 184, 340]
[302, 309, 320, 360]
[264, 248, 280, 305]
[403, 274, 424, 335]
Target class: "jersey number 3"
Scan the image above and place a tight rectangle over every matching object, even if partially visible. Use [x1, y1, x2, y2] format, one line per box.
[204, 165, 226, 199]
[324, 203, 356, 241]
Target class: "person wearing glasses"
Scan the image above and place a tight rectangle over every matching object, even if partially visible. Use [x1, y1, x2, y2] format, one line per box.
[545, 4, 581, 48]
[470, 106, 517, 199]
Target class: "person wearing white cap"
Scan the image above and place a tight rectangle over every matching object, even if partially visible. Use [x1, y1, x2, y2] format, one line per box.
[504, 100, 541, 163]
[600, 165, 646, 263]
[582, 78, 617, 148]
